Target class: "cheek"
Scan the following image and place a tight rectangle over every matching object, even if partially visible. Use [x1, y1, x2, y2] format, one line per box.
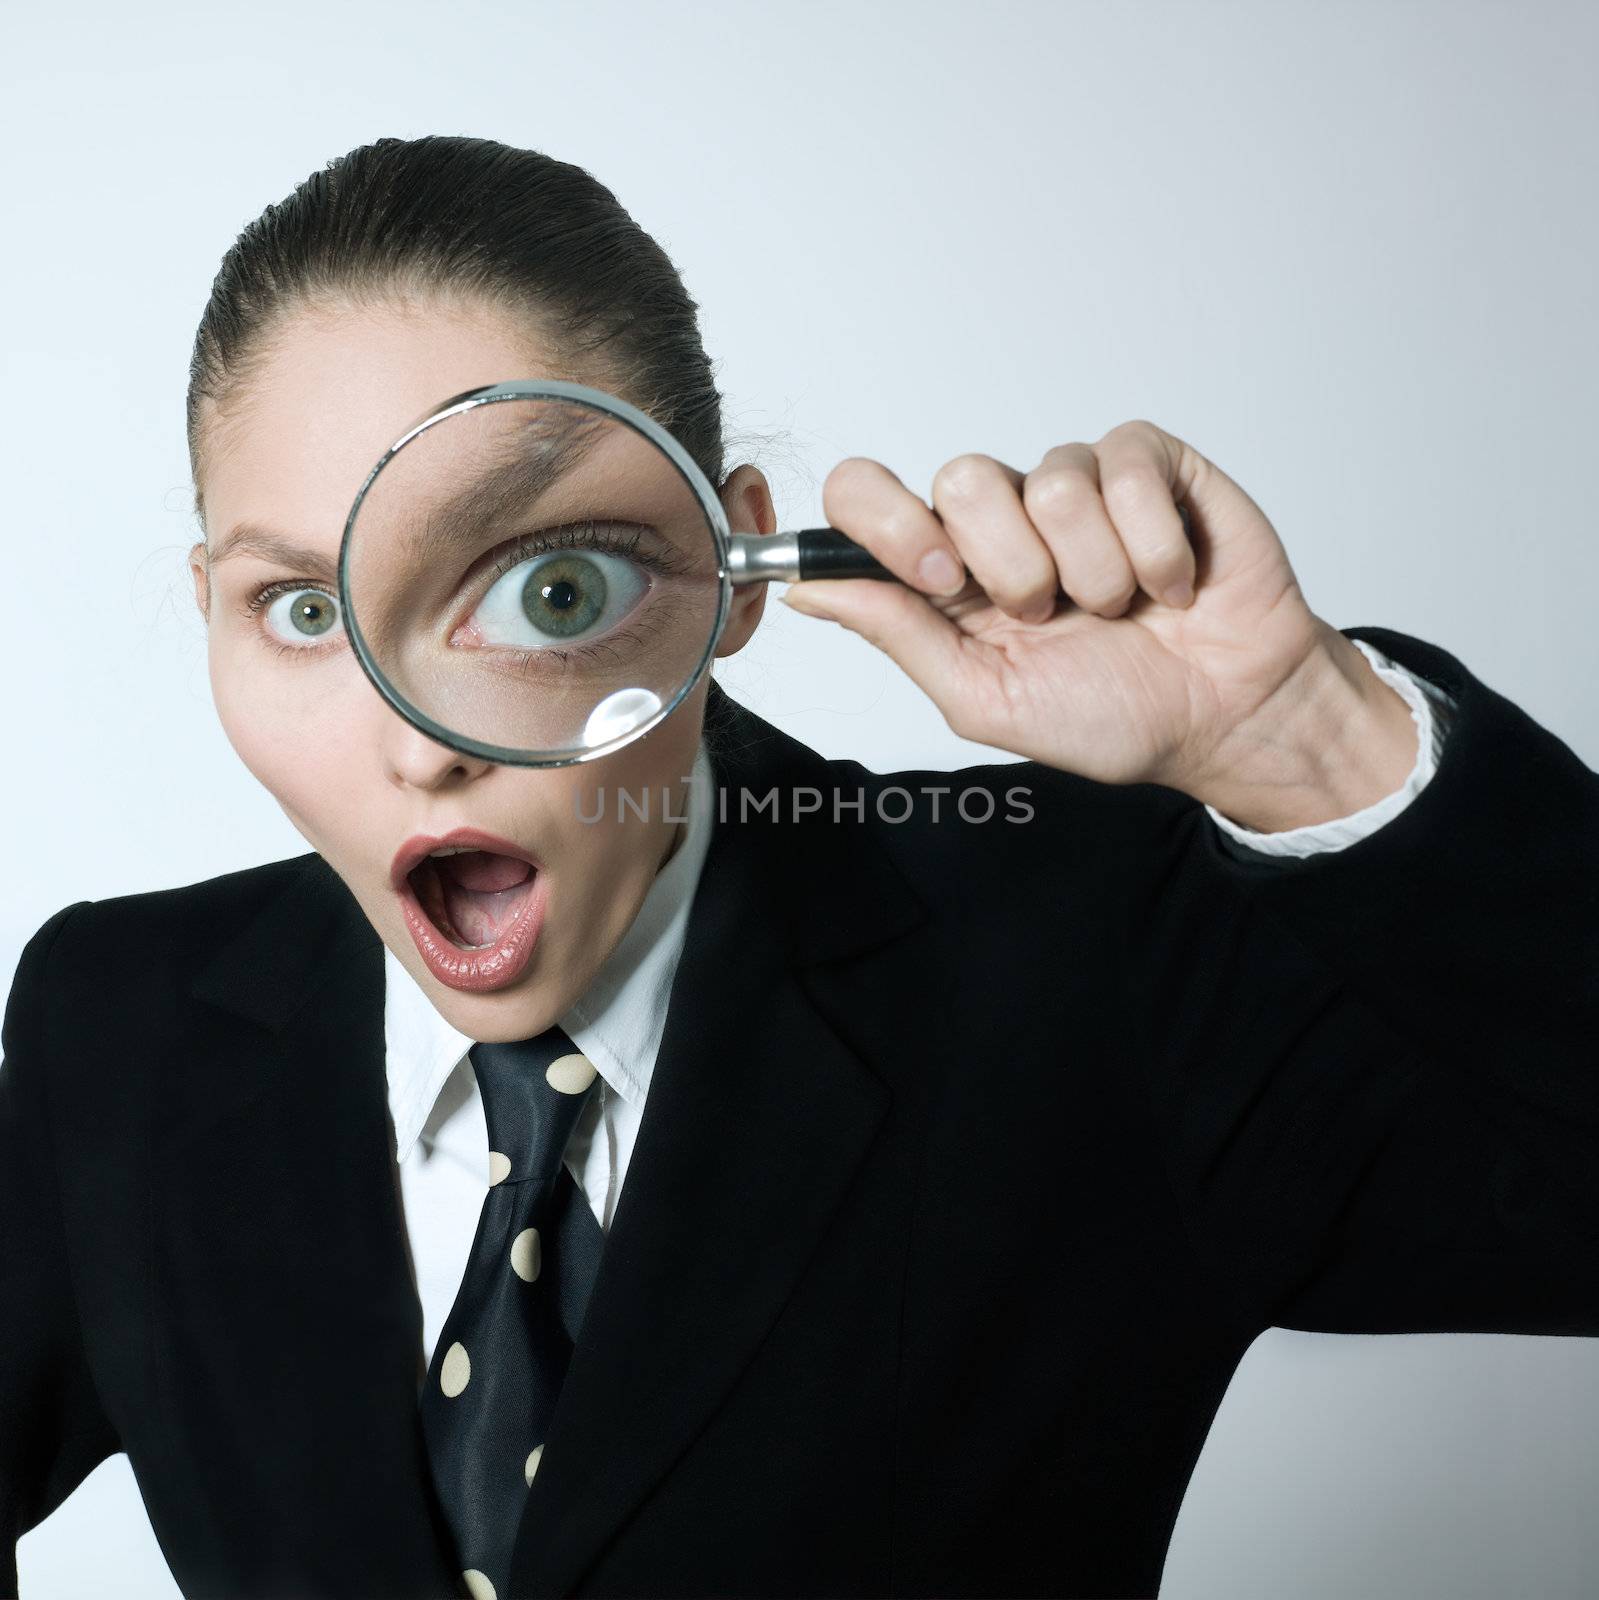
[548, 701, 702, 896]
[574, 700, 702, 833]
[208, 638, 376, 841]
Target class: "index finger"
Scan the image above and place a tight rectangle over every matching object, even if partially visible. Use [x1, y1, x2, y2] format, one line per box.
[820, 457, 969, 597]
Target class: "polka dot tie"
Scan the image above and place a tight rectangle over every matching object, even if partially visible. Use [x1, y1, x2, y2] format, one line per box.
[418, 1026, 608, 1600]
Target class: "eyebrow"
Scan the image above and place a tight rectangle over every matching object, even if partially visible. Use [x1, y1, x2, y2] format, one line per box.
[205, 403, 615, 587]
[404, 403, 616, 571]
[206, 526, 338, 584]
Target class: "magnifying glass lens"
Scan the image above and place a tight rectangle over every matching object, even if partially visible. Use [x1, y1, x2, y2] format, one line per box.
[341, 389, 725, 764]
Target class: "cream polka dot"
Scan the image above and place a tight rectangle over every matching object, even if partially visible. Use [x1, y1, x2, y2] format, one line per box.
[510, 1227, 541, 1282]
[440, 1340, 471, 1397]
[546, 1052, 597, 1094]
[487, 1151, 512, 1185]
[525, 1443, 544, 1486]
[462, 1570, 496, 1600]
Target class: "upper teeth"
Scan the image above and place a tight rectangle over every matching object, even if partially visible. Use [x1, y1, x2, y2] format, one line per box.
[428, 845, 479, 857]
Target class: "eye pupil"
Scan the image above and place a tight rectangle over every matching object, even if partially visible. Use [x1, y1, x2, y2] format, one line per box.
[543, 579, 578, 611]
[292, 595, 336, 637]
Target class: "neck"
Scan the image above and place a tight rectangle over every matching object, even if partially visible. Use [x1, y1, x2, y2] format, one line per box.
[656, 817, 686, 875]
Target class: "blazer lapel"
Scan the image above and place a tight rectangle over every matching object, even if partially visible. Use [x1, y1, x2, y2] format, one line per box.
[174, 679, 933, 1598]
[171, 856, 464, 1596]
[509, 680, 932, 1596]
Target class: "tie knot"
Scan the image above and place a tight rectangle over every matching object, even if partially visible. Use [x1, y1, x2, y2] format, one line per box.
[469, 1025, 600, 1187]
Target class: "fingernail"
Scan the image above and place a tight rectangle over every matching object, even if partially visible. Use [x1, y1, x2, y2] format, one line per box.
[1162, 580, 1194, 608]
[917, 549, 964, 595]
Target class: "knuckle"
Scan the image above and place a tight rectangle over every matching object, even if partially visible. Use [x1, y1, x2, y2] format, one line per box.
[932, 453, 1000, 503]
[1099, 465, 1160, 511]
[1022, 469, 1088, 519]
[822, 455, 877, 501]
[1103, 418, 1163, 448]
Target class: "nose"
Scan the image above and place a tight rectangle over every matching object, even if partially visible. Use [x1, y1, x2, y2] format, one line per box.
[380, 705, 497, 791]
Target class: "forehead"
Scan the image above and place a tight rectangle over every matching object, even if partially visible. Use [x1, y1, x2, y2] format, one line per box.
[200, 297, 569, 549]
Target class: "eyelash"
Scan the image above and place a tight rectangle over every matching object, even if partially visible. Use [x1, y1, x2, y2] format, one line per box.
[240, 520, 690, 663]
[473, 520, 700, 599]
[239, 582, 343, 662]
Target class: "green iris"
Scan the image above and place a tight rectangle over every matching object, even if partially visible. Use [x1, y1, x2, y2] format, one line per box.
[521, 554, 606, 639]
[290, 593, 338, 637]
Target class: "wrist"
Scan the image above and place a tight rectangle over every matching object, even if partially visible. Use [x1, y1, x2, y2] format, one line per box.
[1174, 623, 1420, 832]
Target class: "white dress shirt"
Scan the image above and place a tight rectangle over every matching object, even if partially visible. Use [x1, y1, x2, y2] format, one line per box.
[384, 641, 1456, 1371]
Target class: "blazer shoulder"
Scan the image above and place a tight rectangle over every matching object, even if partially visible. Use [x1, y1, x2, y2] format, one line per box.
[809, 746, 1203, 888]
[7, 851, 321, 1028]
[3, 856, 335, 1204]
[704, 675, 1203, 878]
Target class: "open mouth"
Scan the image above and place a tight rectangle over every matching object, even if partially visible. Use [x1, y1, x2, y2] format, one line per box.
[408, 847, 537, 949]
[393, 832, 549, 993]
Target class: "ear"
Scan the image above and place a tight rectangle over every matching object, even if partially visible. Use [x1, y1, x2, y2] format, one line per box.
[714, 463, 777, 659]
[188, 540, 211, 621]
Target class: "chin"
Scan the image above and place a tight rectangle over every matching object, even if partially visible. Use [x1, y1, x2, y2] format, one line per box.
[409, 933, 577, 1042]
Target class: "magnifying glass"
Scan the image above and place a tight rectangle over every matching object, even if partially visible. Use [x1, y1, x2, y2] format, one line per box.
[337, 378, 897, 767]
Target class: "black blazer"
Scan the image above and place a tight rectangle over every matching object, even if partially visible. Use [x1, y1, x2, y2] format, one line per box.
[3, 625, 1596, 1600]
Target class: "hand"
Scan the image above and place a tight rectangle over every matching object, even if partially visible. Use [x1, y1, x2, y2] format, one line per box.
[779, 421, 1418, 830]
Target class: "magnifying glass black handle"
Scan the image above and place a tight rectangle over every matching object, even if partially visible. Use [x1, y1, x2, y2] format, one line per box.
[794, 527, 896, 579]
[726, 527, 900, 584]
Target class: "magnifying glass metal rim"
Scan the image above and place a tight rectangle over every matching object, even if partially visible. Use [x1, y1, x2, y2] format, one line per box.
[337, 378, 735, 769]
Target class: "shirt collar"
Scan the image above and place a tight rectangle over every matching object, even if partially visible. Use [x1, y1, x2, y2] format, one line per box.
[383, 737, 716, 1161]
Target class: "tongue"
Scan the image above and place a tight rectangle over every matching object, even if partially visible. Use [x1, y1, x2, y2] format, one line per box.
[433, 850, 535, 947]
[438, 850, 533, 893]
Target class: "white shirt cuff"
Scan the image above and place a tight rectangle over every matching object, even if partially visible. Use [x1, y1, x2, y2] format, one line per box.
[1204, 638, 1456, 859]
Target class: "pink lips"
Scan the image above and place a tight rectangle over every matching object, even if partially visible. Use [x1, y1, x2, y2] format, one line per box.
[391, 827, 548, 994]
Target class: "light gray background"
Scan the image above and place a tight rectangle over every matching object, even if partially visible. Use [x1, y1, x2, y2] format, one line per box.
[3, 1, 1595, 1594]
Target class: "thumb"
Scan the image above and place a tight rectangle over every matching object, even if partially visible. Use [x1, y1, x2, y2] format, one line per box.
[780, 578, 973, 710]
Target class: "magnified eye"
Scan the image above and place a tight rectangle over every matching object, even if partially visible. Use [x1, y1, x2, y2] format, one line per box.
[265, 588, 344, 647]
[471, 548, 649, 650]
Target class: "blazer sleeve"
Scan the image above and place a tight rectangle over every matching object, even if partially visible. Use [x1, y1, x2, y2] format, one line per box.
[1121, 624, 1599, 1336]
[0, 901, 120, 1598]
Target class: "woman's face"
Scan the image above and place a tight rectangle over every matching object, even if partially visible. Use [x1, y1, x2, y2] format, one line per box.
[190, 295, 771, 1042]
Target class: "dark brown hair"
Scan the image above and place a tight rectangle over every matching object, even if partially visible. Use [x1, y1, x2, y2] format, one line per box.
[185, 134, 729, 519]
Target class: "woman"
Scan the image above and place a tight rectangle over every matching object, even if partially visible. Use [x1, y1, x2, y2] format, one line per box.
[2, 135, 1594, 1600]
